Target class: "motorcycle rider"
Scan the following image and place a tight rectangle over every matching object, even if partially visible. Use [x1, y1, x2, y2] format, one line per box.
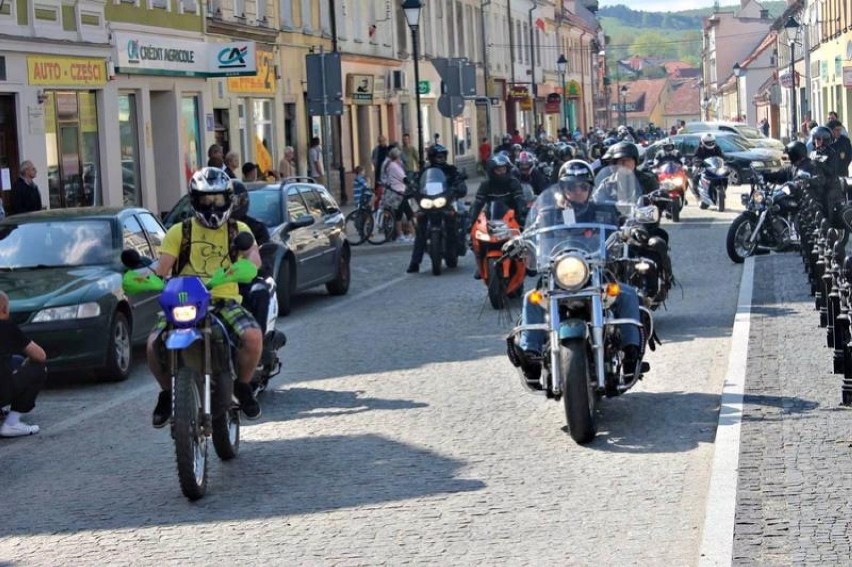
[617, 125, 635, 143]
[762, 140, 833, 216]
[467, 153, 528, 279]
[651, 139, 685, 168]
[596, 141, 659, 196]
[147, 167, 264, 427]
[514, 150, 550, 196]
[406, 144, 467, 274]
[231, 181, 272, 336]
[691, 132, 725, 204]
[510, 162, 646, 382]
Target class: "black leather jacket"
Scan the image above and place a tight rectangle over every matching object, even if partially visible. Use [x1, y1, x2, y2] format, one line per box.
[469, 176, 527, 225]
[514, 168, 550, 196]
[694, 145, 725, 161]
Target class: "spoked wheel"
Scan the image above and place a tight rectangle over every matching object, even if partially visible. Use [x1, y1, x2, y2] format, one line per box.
[173, 367, 208, 500]
[344, 209, 372, 245]
[726, 214, 757, 263]
[367, 209, 394, 245]
[212, 404, 240, 461]
[560, 340, 596, 444]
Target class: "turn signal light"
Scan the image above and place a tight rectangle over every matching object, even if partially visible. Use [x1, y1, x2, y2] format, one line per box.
[605, 283, 620, 297]
[530, 290, 544, 305]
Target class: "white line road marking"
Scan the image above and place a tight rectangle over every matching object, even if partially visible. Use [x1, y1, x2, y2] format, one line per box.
[698, 255, 755, 566]
[316, 274, 409, 314]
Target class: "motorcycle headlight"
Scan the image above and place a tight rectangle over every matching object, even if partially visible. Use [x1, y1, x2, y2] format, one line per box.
[753, 191, 765, 204]
[750, 161, 765, 168]
[32, 302, 101, 322]
[420, 198, 434, 209]
[553, 255, 590, 291]
[171, 305, 198, 323]
[634, 205, 661, 224]
[432, 197, 447, 208]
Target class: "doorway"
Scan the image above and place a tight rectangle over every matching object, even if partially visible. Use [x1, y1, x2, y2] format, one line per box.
[0, 95, 19, 211]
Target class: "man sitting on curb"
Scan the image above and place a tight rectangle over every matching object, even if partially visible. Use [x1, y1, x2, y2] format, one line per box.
[0, 291, 47, 437]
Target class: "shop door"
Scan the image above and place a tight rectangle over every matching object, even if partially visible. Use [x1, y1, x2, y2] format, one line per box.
[0, 95, 19, 211]
[59, 124, 84, 207]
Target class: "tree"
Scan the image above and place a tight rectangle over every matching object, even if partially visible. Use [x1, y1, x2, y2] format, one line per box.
[630, 31, 677, 59]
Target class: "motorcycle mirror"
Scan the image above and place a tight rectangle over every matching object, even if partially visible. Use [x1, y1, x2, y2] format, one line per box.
[234, 232, 255, 251]
[795, 170, 813, 180]
[120, 249, 152, 269]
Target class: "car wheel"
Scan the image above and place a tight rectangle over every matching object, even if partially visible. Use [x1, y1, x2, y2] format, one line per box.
[276, 258, 293, 317]
[326, 247, 351, 296]
[102, 311, 131, 382]
[729, 168, 741, 186]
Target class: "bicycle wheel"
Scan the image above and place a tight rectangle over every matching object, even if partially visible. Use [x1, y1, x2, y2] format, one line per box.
[368, 208, 395, 245]
[345, 209, 370, 245]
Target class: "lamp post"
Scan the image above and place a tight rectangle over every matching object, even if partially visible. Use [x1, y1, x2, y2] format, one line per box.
[402, 0, 424, 170]
[557, 54, 567, 133]
[784, 16, 801, 142]
[732, 62, 743, 122]
[619, 85, 628, 127]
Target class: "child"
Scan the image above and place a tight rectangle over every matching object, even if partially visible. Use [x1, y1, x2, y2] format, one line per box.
[353, 165, 371, 208]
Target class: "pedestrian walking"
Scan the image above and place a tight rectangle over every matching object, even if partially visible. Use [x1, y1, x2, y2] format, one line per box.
[278, 146, 295, 179]
[9, 161, 42, 216]
[224, 152, 239, 179]
[400, 133, 419, 174]
[0, 291, 47, 437]
[308, 137, 326, 186]
[828, 119, 852, 176]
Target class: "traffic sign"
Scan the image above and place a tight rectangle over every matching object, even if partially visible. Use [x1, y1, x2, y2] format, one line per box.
[417, 80, 430, 95]
[437, 95, 464, 118]
[305, 52, 343, 116]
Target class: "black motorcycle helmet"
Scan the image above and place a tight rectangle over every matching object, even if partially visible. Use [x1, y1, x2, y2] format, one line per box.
[486, 153, 512, 181]
[604, 141, 639, 163]
[784, 141, 808, 165]
[557, 159, 595, 184]
[231, 180, 249, 220]
[811, 126, 833, 147]
[427, 143, 448, 166]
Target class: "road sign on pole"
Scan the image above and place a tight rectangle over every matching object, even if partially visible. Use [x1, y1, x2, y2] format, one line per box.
[306, 51, 343, 116]
[432, 57, 477, 118]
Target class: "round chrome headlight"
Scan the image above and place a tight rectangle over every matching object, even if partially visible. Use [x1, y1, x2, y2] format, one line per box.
[635, 205, 661, 224]
[753, 191, 765, 204]
[553, 255, 590, 290]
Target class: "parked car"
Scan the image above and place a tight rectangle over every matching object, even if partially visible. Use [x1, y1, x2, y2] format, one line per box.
[163, 177, 350, 315]
[681, 121, 786, 151]
[0, 207, 169, 381]
[644, 132, 785, 185]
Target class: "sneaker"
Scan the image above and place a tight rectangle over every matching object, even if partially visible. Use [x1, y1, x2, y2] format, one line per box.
[152, 389, 172, 429]
[473, 270, 482, 280]
[0, 421, 39, 437]
[406, 264, 419, 274]
[235, 382, 262, 420]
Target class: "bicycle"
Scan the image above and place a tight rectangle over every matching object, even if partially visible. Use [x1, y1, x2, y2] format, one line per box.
[344, 189, 375, 245]
[367, 184, 407, 245]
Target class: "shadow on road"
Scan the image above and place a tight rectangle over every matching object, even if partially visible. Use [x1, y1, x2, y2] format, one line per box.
[261, 387, 429, 421]
[1, 432, 484, 536]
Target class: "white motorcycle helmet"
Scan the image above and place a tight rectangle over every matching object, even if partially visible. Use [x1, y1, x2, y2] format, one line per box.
[700, 132, 717, 149]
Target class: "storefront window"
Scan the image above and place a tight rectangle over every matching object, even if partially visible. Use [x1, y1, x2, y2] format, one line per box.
[180, 96, 201, 182]
[119, 94, 141, 206]
[253, 99, 274, 176]
[44, 91, 101, 208]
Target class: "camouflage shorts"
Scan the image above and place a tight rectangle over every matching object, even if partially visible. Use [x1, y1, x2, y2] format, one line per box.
[150, 299, 260, 343]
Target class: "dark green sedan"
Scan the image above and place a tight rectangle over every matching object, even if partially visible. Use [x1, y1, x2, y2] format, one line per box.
[0, 207, 167, 381]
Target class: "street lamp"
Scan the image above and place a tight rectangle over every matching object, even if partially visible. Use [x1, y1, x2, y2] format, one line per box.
[784, 15, 801, 142]
[557, 54, 567, 134]
[402, 0, 425, 170]
[732, 62, 743, 122]
[619, 85, 628, 127]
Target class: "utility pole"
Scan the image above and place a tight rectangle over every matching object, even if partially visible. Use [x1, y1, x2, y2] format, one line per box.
[328, 0, 347, 204]
[480, 0, 492, 144]
[528, 2, 537, 135]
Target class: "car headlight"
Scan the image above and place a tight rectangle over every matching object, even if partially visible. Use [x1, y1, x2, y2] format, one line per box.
[32, 302, 101, 322]
[420, 199, 434, 209]
[171, 305, 198, 323]
[432, 197, 447, 208]
[553, 255, 590, 290]
[750, 161, 765, 168]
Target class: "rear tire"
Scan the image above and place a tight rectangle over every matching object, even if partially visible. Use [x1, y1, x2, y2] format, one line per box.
[276, 259, 293, 316]
[212, 406, 240, 461]
[326, 248, 351, 295]
[173, 367, 208, 500]
[560, 340, 596, 444]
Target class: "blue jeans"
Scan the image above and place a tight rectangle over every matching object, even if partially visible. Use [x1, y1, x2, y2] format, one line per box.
[518, 284, 642, 353]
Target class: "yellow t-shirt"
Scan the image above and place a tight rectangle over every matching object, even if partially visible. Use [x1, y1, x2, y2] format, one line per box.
[161, 219, 254, 302]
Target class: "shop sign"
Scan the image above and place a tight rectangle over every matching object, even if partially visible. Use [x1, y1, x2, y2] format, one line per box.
[565, 79, 582, 98]
[27, 56, 107, 87]
[347, 74, 374, 104]
[519, 97, 533, 111]
[113, 32, 256, 78]
[844, 67, 852, 88]
[227, 48, 275, 94]
[507, 84, 529, 101]
[417, 80, 430, 95]
[545, 93, 561, 114]
[780, 71, 800, 88]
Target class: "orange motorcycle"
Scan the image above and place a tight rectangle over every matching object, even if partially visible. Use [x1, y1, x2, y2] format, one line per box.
[652, 161, 688, 222]
[471, 200, 525, 309]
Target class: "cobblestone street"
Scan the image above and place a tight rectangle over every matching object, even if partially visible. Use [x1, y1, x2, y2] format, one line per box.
[1, 201, 751, 565]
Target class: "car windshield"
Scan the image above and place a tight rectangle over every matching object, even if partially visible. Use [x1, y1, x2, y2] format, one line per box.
[0, 219, 114, 268]
[248, 189, 282, 227]
[716, 136, 748, 153]
[735, 125, 764, 139]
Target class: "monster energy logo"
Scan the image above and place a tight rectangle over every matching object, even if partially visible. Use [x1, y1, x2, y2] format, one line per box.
[178, 292, 188, 303]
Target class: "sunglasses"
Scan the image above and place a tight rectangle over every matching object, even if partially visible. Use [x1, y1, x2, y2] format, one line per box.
[567, 185, 591, 193]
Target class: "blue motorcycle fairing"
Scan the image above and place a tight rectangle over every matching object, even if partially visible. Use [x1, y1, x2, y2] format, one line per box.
[164, 328, 204, 349]
[160, 276, 211, 328]
[559, 318, 587, 339]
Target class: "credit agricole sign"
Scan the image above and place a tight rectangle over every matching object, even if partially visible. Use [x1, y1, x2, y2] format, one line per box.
[113, 32, 257, 78]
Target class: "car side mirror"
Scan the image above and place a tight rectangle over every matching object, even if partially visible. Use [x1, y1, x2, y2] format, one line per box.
[120, 249, 153, 269]
[285, 214, 315, 233]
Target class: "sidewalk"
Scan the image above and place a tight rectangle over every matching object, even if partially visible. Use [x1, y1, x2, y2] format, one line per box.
[730, 252, 852, 563]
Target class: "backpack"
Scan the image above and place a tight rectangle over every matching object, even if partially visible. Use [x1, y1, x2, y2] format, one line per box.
[174, 218, 240, 276]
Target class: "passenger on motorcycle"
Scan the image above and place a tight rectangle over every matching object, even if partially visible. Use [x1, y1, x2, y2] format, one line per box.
[231, 181, 272, 335]
[467, 153, 528, 279]
[652, 139, 685, 168]
[514, 150, 550, 196]
[147, 168, 264, 427]
[512, 164, 645, 380]
[406, 144, 467, 273]
[763, 140, 836, 219]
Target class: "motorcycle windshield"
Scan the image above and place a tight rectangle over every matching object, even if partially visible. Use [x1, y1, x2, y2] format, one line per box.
[703, 156, 726, 171]
[524, 189, 610, 270]
[420, 168, 447, 197]
[657, 162, 683, 175]
[592, 168, 641, 217]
